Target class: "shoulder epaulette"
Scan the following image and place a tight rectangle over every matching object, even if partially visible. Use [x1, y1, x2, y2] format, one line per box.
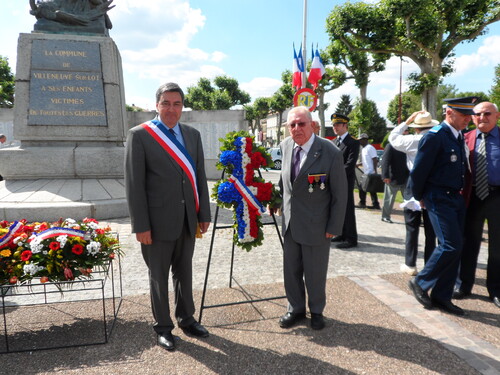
[429, 125, 442, 133]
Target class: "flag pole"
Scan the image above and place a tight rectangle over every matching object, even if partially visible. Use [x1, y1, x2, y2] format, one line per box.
[302, 0, 308, 88]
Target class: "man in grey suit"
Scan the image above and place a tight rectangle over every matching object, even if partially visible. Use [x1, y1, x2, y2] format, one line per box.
[277, 106, 347, 330]
[125, 82, 211, 351]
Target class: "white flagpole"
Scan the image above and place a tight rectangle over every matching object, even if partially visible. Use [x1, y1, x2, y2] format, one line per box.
[302, 0, 308, 88]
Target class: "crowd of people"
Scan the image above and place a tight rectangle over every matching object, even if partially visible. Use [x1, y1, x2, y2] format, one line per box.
[124, 82, 498, 352]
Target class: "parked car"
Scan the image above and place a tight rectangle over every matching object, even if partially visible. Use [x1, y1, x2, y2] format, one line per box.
[268, 147, 282, 170]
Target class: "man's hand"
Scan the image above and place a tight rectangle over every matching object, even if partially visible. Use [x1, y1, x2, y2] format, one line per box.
[199, 222, 210, 234]
[406, 110, 425, 125]
[326, 232, 334, 239]
[136, 230, 152, 245]
[383, 178, 391, 184]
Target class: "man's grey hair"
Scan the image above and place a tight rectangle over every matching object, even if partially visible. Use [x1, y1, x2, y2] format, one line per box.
[155, 82, 184, 104]
[287, 106, 312, 124]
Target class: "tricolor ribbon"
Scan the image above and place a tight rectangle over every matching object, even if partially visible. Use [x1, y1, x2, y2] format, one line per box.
[0, 221, 23, 247]
[228, 175, 266, 215]
[142, 120, 200, 213]
[28, 227, 86, 243]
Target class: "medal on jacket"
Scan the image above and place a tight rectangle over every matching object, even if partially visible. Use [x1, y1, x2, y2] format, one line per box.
[307, 174, 327, 192]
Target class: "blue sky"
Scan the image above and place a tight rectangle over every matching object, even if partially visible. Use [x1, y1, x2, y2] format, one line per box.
[2, 0, 500, 120]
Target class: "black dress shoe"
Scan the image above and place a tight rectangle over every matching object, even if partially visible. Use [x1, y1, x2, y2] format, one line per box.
[431, 298, 465, 316]
[408, 278, 433, 309]
[381, 217, 393, 223]
[330, 236, 344, 243]
[336, 241, 357, 249]
[158, 332, 175, 351]
[279, 312, 306, 328]
[310, 313, 325, 330]
[452, 288, 471, 300]
[356, 203, 367, 209]
[492, 296, 500, 308]
[181, 321, 209, 338]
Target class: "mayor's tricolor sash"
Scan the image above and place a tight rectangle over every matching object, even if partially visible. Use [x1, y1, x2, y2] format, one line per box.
[141, 119, 200, 213]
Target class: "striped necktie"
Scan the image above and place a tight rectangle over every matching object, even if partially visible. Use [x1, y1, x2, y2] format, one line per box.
[291, 146, 302, 182]
[169, 128, 176, 139]
[475, 132, 489, 200]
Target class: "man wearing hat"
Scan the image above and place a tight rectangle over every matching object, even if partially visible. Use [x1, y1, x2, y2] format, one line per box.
[408, 97, 478, 316]
[389, 112, 437, 276]
[330, 113, 360, 249]
[357, 133, 381, 210]
[454, 101, 500, 309]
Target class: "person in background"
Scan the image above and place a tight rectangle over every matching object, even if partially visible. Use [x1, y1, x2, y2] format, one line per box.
[453, 102, 500, 309]
[389, 112, 437, 275]
[125, 82, 211, 351]
[357, 133, 380, 209]
[276, 106, 347, 330]
[380, 141, 409, 223]
[408, 97, 478, 316]
[330, 113, 360, 249]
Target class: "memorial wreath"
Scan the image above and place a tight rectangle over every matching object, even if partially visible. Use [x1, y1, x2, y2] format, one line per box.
[0, 218, 120, 286]
[213, 131, 281, 251]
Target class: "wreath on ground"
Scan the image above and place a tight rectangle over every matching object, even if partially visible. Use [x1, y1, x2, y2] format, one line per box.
[212, 131, 281, 251]
[0, 218, 120, 286]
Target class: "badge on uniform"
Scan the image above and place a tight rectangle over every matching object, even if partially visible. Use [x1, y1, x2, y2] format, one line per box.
[307, 173, 327, 193]
[450, 149, 457, 162]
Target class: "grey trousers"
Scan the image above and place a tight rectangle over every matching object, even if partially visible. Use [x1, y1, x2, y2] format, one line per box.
[141, 224, 196, 334]
[283, 229, 330, 315]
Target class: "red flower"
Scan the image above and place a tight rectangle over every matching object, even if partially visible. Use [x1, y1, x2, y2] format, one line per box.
[72, 244, 84, 255]
[95, 229, 105, 235]
[83, 217, 98, 224]
[49, 241, 60, 251]
[38, 223, 49, 231]
[20, 250, 32, 261]
[40, 276, 49, 283]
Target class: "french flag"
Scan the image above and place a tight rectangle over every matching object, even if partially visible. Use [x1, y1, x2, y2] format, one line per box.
[292, 44, 304, 89]
[308, 48, 325, 90]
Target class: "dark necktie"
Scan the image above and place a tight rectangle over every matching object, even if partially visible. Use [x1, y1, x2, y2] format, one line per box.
[336, 137, 341, 147]
[169, 128, 176, 139]
[291, 146, 302, 182]
[475, 132, 489, 200]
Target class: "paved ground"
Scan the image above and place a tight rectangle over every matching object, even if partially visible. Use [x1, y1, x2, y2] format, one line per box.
[0, 170, 498, 374]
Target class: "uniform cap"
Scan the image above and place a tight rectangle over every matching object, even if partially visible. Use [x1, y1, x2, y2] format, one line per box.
[330, 113, 349, 124]
[443, 97, 479, 115]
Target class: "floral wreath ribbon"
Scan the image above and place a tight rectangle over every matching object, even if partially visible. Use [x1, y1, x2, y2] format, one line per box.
[0, 221, 23, 247]
[228, 175, 266, 215]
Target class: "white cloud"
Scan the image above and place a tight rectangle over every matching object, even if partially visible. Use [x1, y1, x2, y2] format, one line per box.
[240, 77, 283, 101]
[453, 35, 500, 76]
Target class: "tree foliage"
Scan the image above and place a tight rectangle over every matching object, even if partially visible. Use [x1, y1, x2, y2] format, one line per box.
[490, 64, 500, 106]
[184, 75, 250, 110]
[386, 91, 421, 125]
[326, 0, 500, 117]
[334, 94, 353, 116]
[349, 99, 387, 143]
[0, 56, 15, 108]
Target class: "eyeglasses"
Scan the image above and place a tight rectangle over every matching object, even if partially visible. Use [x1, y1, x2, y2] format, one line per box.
[288, 122, 308, 128]
[473, 112, 492, 117]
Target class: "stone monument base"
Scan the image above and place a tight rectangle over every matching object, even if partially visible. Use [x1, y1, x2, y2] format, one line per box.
[0, 178, 127, 221]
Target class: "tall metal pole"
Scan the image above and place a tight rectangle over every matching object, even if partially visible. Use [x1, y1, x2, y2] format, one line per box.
[398, 56, 403, 124]
[302, 0, 308, 88]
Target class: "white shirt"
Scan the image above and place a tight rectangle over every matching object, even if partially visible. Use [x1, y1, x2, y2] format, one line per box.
[361, 143, 377, 174]
[294, 133, 316, 170]
[388, 122, 431, 170]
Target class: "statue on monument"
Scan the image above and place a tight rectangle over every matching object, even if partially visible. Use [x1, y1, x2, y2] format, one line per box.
[29, 0, 115, 35]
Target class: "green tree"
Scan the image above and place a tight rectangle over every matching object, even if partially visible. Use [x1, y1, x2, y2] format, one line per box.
[326, 39, 389, 102]
[491, 64, 500, 106]
[252, 97, 271, 134]
[386, 91, 421, 125]
[269, 70, 294, 144]
[184, 75, 250, 110]
[126, 104, 145, 112]
[334, 94, 353, 116]
[349, 99, 387, 143]
[0, 56, 15, 108]
[326, 0, 500, 117]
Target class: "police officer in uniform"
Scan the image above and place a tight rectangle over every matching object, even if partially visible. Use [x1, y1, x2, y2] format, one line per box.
[408, 97, 478, 316]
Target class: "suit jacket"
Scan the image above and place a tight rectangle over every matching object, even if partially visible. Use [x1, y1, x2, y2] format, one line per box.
[125, 121, 211, 241]
[381, 143, 409, 185]
[410, 123, 466, 201]
[337, 134, 359, 189]
[279, 135, 347, 246]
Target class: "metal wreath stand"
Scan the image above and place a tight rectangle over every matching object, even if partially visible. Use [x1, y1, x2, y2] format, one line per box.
[198, 169, 285, 323]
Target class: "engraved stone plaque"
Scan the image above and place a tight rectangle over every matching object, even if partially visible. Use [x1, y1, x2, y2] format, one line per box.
[28, 40, 107, 126]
